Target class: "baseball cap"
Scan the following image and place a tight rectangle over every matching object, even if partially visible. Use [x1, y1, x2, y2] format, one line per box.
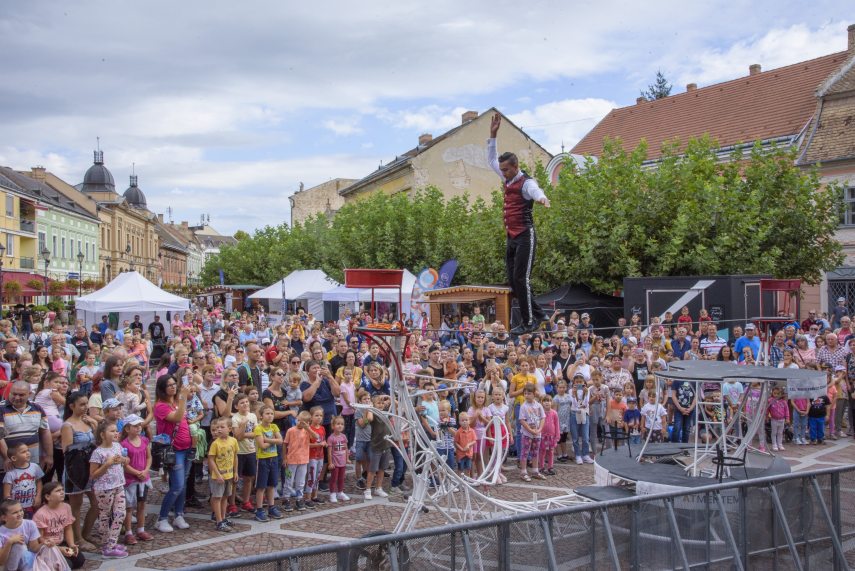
[438, 383, 448, 390]
[745, 323, 756, 330]
[102, 398, 122, 410]
[834, 365, 846, 372]
[261, 337, 271, 345]
[626, 397, 636, 403]
[838, 297, 846, 303]
[124, 414, 144, 426]
[581, 313, 590, 319]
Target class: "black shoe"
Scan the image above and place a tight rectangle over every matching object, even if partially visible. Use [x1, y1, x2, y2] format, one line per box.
[318, 482, 329, 492]
[185, 497, 202, 508]
[355, 478, 367, 490]
[510, 324, 530, 336]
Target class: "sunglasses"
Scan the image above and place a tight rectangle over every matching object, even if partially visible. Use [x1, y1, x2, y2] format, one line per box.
[274, 371, 286, 376]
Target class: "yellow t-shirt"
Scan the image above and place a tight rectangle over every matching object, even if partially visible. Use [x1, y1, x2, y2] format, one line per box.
[511, 373, 536, 406]
[208, 436, 238, 480]
[253, 423, 281, 459]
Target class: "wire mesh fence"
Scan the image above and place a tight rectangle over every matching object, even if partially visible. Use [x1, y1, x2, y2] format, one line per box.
[179, 465, 855, 571]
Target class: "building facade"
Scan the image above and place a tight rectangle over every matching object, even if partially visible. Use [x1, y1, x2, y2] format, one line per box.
[0, 170, 39, 274]
[75, 151, 160, 283]
[340, 109, 552, 204]
[288, 178, 356, 227]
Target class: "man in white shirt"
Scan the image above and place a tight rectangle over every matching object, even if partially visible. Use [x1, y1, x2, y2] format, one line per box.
[488, 113, 550, 335]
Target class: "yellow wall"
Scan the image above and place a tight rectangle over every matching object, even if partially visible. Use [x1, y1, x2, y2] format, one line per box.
[0, 192, 38, 271]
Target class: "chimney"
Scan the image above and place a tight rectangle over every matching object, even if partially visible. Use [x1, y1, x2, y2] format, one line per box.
[418, 133, 433, 146]
[461, 110, 478, 124]
[30, 166, 46, 180]
[849, 24, 855, 53]
[686, 83, 697, 92]
[749, 64, 761, 76]
[181, 221, 189, 229]
[158, 213, 164, 223]
[636, 96, 646, 105]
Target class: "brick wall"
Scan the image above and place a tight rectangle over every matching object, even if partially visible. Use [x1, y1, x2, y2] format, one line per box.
[289, 178, 357, 226]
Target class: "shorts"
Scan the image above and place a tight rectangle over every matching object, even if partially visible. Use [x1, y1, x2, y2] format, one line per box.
[368, 448, 392, 472]
[237, 453, 257, 478]
[210, 478, 234, 498]
[456, 457, 472, 472]
[124, 481, 152, 508]
[255, 457, 280, 489]
[354, 440, 371, 462]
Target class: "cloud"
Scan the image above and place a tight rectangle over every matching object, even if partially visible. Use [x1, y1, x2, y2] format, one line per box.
[372, 105, 471, 133]
[510, 99, 617, 154]
[322, 117, 363, 136]
[671, 22, 850, 88]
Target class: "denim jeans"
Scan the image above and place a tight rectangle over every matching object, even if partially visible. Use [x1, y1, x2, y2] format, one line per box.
[391, 446, 408, 487]
[792, 412, 808, 441]
[569, 419, 589, 457]
[808, 417, 825, 442]
[159, 448, 192, 520]
[671, 408, 694, 443]
[437, 447, 456, 470]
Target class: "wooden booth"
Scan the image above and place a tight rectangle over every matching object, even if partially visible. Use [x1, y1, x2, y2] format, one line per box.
[423, 285, 512, 329]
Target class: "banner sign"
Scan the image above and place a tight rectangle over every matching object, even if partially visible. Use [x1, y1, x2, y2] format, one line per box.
[786, 375, 827, 399]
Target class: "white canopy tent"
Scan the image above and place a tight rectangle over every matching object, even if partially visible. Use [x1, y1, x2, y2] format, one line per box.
[248, 270, 340, 319]
[319, 269, 416, 314]
[75, 271, 190, 328]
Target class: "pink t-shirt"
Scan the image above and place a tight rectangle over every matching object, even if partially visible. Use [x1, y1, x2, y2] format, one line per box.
[154, 402, 192, 451]
[327, 432, 348, 468]
[121, 436, 151, 485]
[32, 503, 74, 544]
[339, 382, 356, 415]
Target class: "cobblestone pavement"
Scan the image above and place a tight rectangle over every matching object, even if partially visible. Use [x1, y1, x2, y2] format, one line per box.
[68, 436, 853, 569]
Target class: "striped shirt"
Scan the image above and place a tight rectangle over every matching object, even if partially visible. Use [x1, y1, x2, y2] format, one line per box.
[699, 336, 727, 357]
[0, 401, 48, 460]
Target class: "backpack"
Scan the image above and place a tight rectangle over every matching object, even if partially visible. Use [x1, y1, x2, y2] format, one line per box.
[30, 333, 47, 353]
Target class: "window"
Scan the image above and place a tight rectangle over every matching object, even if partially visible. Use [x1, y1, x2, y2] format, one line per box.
[842, 187, 855, 226]
[61, 237, 65, 259]
[5, 194, 12, 217]
[77, 239, 81, 258]
[52, 235, 57, 257]
[5, 234, 12, 257]
[38, 232, 46, 253]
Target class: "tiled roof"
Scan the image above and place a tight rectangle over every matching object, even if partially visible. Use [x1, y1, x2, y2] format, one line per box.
[798, 57, 855, 165]
[572, 52, 851, 160]
[0, 167, 101, 222]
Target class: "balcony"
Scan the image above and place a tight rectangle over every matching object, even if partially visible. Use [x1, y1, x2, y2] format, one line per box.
[19, 257, 35, 269]
[19, 219, 35, 234]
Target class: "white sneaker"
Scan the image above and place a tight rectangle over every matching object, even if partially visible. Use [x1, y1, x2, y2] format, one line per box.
[582, 456, 595, 464]
[576, 457, 583, 465]
[363, 490, 372, 500]
[172, 515, 190, 530]
[771, 445, 779, 451]
[338, 492, 350, 501]
[373, 488, 389, 498]
[329, 494, 338, 503]
[779, 445, 785, 451]
[155, 519, 174, 533]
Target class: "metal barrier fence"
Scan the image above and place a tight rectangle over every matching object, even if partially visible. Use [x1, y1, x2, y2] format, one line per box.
[180, 465, 855, 571]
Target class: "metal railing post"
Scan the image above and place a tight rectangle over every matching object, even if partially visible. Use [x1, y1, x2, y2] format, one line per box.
[630, 503, 639, 571]
[809, 475, 849, 571]
[831, 472, 843, 571]
[740, 486, 748, 567]
[768, 483, 804, 571]
[497, 521, 511, 571]
[540, 516, 558, 571]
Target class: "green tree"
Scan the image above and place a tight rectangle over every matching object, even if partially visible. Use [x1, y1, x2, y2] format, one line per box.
[641, 70, 672, 100]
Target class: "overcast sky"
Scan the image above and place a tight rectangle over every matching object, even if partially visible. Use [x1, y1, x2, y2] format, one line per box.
[0, 1, 851, 235]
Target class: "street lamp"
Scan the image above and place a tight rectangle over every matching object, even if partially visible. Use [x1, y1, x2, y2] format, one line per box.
[77, 250, 84, 297]
[41, 246, 50, 306]
[0, 242, 6, 307]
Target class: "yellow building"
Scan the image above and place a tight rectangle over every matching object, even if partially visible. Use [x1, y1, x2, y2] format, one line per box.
[340, 108, 552, 203]
[75, 151, 160, 282]
[0, 169, 39, 273]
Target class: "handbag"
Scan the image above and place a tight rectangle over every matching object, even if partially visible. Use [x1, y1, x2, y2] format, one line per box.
[152, 420, 179, 470]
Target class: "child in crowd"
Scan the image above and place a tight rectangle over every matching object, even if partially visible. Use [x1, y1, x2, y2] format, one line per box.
[640, 392, 668, 442]
[434, 401, 458, 471]
[305, 407, 327, 508]
[767, 386, 790, 451]
[0, 499, 41, 570]
[808, 393, 831, 445]
[552, 381, 573, 462]
[51, 347, 69, 377]
[120, 414, 153, 544]
[339, 369, 357, 447]
[744, 382, 765, 452]
[623, 397, 642, 445]
[2, 443, 44, 519]
[34, 372, 64, 435]
[208, 417, 239, 531]
[282, 411, 312, 512]
[570, 375, 593, 464]
[486, 388, 512, 484]
[467, 389, 492, 477]
[518, 384, 546, 481]
[253, 405, 284, 521]
[77, 351, 99, 395]
[606, 389, 628, 446]
[454, 412, 476, 478]
[539, 395, 560, 475]
[285, 373, 303, 418]
[326, 416, 350, 503]
[365, 394, 393, 500]
[33, 482, 85, 569]
[353, 389, 373, 491]
[587, 372, 609, 450]
[232, 394, 258, 512]
[791, 393, 810, 446]
[89, 421, 129, 559]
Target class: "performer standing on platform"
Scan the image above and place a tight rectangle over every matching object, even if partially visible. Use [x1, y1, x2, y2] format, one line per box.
[488, 112, 551, 335]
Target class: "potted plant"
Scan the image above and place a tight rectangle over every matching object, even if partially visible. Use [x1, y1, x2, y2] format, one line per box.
[3, 281, 21, 302]
[26, 279, 44, 291]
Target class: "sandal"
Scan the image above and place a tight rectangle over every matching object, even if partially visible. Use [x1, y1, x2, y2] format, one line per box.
[521, 474, 532, 482]
[533, 473, 547, 480]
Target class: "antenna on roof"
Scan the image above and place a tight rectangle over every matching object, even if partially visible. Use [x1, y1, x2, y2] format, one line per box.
[96, 137, 100, 152]
[561, 140, 565, 154]
[167, 206, 173, 223]
[206, 214, 210, 224]
[132, 162, 135, 175]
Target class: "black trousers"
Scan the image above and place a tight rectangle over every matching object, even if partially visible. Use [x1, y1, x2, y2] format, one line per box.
[505, 227, 544, 327]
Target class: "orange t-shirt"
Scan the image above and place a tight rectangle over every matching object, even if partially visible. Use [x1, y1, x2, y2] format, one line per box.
[284, 426, 310, 465]
[454, 427, 477, 460]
